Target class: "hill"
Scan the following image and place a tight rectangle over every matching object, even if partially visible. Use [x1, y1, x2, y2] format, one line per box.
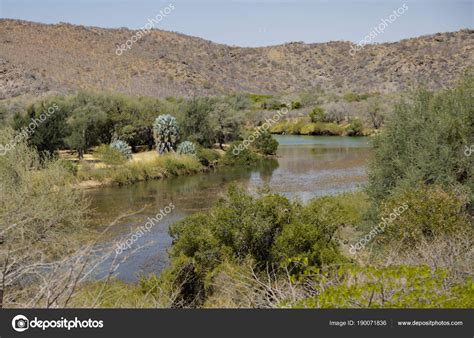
[0, 19, 472, 99]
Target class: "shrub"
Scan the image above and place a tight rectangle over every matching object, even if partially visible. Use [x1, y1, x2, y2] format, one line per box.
[110, 139, 132, 159]
[346, 119, 364, 136]
[253, 130, 279, 155]
[367, 77, 474, 203]
[196, 147, 220, 166]
[291, 101, 302, 109]
[294, 265, 474, 308]
[162, 187, 350, 306]
[57, 159, 78, 176]
[299, 123, 318, 135]
[309, 106, 326, 123]
[222, 141, 260, 166]
[94, 144, 127, 165]
[177, 141, 197, 156]
[153, 114, 180, 154]
[375, 184, 472, 248]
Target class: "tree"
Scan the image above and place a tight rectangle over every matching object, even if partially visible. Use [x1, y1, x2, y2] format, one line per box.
[209, 102, 243, 149]
[181, 98, 213, 147]
[14, 99, 68, 156]
[153, 114, 180, 154]
[367, 99, 384, 129]
[65, 104, 107, 159]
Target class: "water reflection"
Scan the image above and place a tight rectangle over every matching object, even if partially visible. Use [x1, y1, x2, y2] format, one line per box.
[87, 136, 372, 281]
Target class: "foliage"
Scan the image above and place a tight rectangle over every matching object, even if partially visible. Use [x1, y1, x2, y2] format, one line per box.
[57, 159, 78, 176]
[160, 187, 350, 306]
[290, 101, 302, 109]
[64, 97, 108, 159]
[177, 141, 197, 156]
[309, 106, 327, 123]
[209, 102, 243, 148]
[343, 92, 370, 103]
[181, 98, 213, 147]
[375, 184, 472, 249]
[13, 99, 67, 157]
[346, 118, 364, 136]
[94, 144, 127, 165]
[0, 127, 88, 306]
[367, 98, 384, 129]
[196, 147, 220, 166]
[294, 265, 474, 308]
[110, 139, 132, 159]
[253, 130, 279, 155]
[271, 120, 346, 136]
[153, 114, 180, 154]
[367, 76, 474, 204]
[221, 141, 260, 166]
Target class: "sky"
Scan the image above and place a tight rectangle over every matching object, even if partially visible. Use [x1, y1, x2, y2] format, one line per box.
[1, 0, 472, 47]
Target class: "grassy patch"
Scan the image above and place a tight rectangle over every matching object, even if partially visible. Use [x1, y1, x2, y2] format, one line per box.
[76, 152, 203, 186]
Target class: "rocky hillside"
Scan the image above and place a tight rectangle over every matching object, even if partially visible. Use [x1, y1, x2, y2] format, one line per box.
[0, 19, 472, 99]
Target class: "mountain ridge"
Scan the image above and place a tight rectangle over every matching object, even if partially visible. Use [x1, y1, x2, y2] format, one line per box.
[1, 19, 472, 99]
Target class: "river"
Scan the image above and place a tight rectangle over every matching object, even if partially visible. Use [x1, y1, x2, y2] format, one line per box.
[87, 135, 372, 282]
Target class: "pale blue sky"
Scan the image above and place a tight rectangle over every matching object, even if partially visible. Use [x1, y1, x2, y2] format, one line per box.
[1, 0, 472, 47]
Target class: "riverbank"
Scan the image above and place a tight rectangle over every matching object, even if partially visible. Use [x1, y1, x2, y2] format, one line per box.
[70, 151, 209, 189]
[69, 146, 273, 189]
[270, 118, 376, 136]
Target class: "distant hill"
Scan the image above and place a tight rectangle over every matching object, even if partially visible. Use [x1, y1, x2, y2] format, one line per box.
[0, 19, 472, 99]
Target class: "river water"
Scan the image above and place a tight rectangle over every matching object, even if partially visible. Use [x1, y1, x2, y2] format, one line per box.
[87, 135, 372, 282]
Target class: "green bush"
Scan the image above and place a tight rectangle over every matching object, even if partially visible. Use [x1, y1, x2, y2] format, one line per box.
[375, 184, 472, 248]
[221, 141, 260, 166]
[253, 130, 279, 155]
[291, 101, 302, 109]
[346, 119, 364, 136]
[94, 144, 127, 165]
[196, 147, 220, 166]
[367, 76, 474, 203]
[162, 187, 350, 306]
[309, 106, 326, 123]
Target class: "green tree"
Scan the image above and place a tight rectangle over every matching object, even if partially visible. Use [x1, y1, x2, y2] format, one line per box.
[181, 98, 213, 147]
[65, 104, 107, 159]
[209, 102, 243, 149]
[14, 99, 68, 156]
